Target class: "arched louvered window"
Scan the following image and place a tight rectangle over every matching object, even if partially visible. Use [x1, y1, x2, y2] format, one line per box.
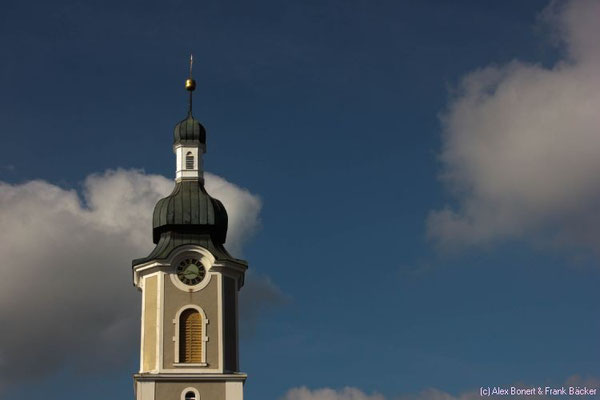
[185, 391, 196, 400]
[179, 309, 203, 363]
[186, 152, 194, 169]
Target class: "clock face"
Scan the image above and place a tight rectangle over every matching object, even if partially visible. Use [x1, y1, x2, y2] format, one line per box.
[176, 258, 206, 286]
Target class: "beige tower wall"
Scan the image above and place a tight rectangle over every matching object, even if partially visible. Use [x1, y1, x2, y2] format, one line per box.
[142, 275, 158, 372]
[223, 276, 238, 372]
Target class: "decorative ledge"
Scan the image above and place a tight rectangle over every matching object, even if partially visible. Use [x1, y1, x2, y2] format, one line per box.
[173, 363, 208, 367]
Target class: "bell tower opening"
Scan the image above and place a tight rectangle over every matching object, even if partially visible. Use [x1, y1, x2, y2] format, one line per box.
[179, 308, 203, 363]
[186, 152, 194, 169]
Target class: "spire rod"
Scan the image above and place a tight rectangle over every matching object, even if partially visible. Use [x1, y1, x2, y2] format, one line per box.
[185, 54, 196, 116]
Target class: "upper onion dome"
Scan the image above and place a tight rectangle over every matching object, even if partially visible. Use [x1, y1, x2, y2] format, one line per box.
[174, 113, 206, 146]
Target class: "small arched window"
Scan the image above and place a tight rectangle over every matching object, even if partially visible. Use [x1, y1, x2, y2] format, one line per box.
[179, 309, 203, 363]
[185, 391, 197, 400]
[185, 152, 194, 170]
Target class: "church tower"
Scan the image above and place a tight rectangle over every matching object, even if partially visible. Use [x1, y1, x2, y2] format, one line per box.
[132, 57, 247, 400]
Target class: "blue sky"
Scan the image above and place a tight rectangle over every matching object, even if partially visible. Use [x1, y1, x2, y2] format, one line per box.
[1, 1, 600, 399]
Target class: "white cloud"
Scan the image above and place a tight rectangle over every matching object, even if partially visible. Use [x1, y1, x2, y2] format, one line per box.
[0, 169, 280, 386]
[204, 173, 262, 256]
[427, 0, 600, 253]
[280, 386, 482, 400]
[284, 376, 600, 400]
[282, 387, 385, 400]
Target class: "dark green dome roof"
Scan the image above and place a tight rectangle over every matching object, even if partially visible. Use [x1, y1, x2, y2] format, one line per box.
[174, 113, 206, 145]
[152, 180, 228, 244]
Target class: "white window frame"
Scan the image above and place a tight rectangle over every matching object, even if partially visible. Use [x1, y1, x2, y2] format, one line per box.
[173, 304, 209, 366]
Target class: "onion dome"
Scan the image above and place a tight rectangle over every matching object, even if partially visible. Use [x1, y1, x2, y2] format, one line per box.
[174, 113, 206, 146]
[151, 180, 228, 245]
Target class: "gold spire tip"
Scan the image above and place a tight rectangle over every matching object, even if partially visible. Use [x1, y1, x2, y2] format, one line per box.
[185, 53, 196, 91]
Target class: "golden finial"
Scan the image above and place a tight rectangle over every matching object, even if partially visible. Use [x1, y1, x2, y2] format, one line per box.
[185, 54, 196, 91]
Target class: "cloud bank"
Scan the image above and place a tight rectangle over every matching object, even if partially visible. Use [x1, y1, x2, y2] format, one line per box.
[282, 387, 385, 400]
[282, 376, 600, 400]
[427, 0, 600, 253]
[0, 169, 280, 386]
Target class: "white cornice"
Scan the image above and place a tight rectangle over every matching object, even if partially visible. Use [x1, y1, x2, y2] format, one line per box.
[134, 373, 247, 382]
